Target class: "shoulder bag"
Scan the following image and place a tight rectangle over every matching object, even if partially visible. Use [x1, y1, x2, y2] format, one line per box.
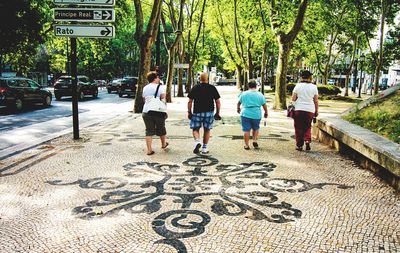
[147, 84, 167, 118]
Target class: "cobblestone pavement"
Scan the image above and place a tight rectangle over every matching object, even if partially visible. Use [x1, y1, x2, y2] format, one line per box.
[0, 87, 399, 253]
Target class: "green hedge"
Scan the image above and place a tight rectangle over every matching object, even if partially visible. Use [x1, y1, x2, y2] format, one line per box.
[286, 83, 341, 96]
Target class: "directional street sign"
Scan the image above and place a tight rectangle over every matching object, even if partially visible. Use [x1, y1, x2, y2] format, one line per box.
[54, 25, 115, 39]
[54, 8, 115, 22]
[174, 63, 190, 69]
[53, 0, 115, 6]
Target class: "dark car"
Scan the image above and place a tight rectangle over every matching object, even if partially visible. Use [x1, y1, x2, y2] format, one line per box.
[107, 79, 122, 93]
[54, 75, 98, 100]
[0, 77, 52, 111]
[118, 77, 138, 97]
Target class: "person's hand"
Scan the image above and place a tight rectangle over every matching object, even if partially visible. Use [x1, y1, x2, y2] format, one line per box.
[237, 108, 241, 114]
[214, 113, 222, 120]
[188, 112, 192, 120]
[263, 112, 268, 118]
[314, 112, 318, 117]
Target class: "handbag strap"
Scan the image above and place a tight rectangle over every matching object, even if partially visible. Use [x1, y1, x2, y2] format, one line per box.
[154, 84, 161, 98]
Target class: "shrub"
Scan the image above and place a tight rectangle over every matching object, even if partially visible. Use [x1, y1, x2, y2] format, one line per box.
[317, 85, 341, 95]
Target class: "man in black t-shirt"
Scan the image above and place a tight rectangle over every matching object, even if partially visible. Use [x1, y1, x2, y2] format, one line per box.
[187, 72, 221, 154]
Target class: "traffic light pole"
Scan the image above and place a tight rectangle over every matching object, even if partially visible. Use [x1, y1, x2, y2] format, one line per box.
[70, 38, 79, 140]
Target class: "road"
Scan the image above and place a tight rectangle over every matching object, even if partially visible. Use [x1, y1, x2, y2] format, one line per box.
[0, 88, 133, 159]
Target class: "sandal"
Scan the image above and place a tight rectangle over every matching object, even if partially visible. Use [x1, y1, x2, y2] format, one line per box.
[252, 142, 259, 149]
[244, 146, 250, 150]
[162, 142, 169, 149]
[147, 151, 155, 155]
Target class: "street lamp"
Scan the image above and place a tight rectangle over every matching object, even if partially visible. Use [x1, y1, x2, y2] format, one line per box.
[358, 54, 365, 98]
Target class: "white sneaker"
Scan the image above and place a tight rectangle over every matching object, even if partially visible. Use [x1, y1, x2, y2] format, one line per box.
[201, 148, 209, 154]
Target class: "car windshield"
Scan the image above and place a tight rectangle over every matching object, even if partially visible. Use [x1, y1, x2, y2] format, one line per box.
[57, 78, 72, 84]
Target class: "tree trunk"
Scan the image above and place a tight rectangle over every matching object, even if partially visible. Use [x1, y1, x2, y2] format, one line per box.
[261, 44, 267, 94]
[322, 68, 329, 86]
[274, 43, 291, 110]
[186, 65, 193, 93]
[177, 38, 185, 97]
[236, 65, 243, 90]
[165, 48, 175, 102]
[134, 43, 152, 113]
[0, 54, 2, 77]
[374, 0, 386, 95]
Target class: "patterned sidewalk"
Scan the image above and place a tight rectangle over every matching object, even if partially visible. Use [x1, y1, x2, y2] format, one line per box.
[0, 87, 399, 252]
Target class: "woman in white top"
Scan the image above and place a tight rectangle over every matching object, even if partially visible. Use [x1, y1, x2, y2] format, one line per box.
[291, 70, 319, 151]
[142, 71, 168, 155]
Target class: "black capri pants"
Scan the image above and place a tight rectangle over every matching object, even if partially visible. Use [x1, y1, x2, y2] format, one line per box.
[142, 113, 167, 136]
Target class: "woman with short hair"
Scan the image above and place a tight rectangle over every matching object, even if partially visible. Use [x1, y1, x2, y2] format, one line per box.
[142, 71, 168, 155]
[291, 70, 319, 151]
[237, 80, 268, 150]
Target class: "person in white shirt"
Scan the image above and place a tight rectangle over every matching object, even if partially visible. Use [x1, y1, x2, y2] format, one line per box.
[291, 70, 319, 151]
[142, 71, 168, 155]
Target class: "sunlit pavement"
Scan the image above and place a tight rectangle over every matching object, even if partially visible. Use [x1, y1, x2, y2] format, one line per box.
[0, 86, 398, 253]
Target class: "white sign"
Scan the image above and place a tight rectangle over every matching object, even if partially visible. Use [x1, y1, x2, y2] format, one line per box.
[54, 8, 115, 22]
[54, 25, 115, 39]
[174, 63, 190, 69]
[53, 0, 115, 6]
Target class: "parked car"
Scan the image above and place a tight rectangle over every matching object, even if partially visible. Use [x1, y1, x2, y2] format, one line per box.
[327, 79, 336, 85]
[118, 77, 138, 98]
[107, 79, 122, 93]
[93, 80, 107, 87]
[54, 75, 98, 100]
[0, 77, 52, 111]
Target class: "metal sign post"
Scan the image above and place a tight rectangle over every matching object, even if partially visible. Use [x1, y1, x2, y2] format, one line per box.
[53, 0, 115, 140]
[70, 38, 79, 139]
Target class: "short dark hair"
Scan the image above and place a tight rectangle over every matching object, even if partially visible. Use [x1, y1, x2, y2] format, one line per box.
[300, 70, 313, 79]
[147, 71, 159, 83]
[248, 80, 257, 88]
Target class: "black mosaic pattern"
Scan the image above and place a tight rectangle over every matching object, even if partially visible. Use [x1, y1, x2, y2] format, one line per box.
[48, 156, 353, 252]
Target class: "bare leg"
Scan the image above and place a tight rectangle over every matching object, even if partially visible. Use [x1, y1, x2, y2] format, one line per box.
[252, 130, 259, 142]
[243, 131, 250, 147]
[160, 135, 167, 147]
[192, 129, 200, 141]
[203, 128, 210, 145]
[145, 136, 153, 154]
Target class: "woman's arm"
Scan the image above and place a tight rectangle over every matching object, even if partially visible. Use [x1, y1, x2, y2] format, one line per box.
[262, 103, 268, 118]
[313, 94, 319, 117]
[237, 101, 241, 113]
[292, 93, 298, 101]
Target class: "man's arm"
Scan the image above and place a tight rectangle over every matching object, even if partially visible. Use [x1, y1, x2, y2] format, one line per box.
[215, 98, 221, 115]
[187, 98, 193, 119]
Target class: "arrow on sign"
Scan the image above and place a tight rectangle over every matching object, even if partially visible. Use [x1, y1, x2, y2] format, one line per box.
[103, 10, 112, 20]
[100, 27, 111, 36]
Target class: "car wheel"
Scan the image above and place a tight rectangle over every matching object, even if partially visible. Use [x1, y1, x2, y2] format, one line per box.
[107, 89, 111, 94]
[55, 95, 62, 100]
[43, 95, 52, 106]
[93, 90, 98, 98]
[118, 92, 123, 97]
[14, 98, 23, 111]
[79, 91, 85, 100]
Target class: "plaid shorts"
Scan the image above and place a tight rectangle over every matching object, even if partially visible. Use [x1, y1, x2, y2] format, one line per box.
[190, 111, 214, 129]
